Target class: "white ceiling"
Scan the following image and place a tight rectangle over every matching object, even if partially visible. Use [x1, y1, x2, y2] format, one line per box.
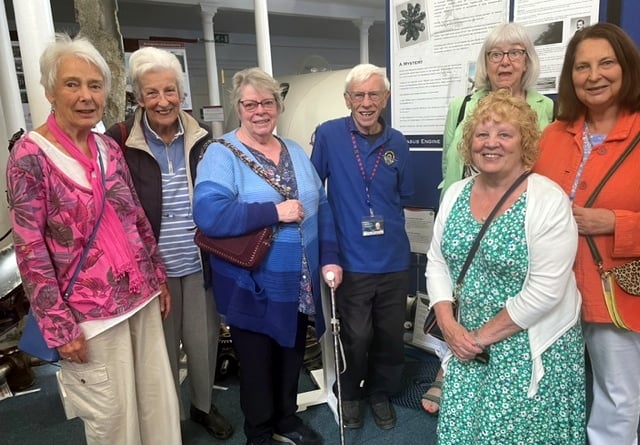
[40, 0, 387, 44]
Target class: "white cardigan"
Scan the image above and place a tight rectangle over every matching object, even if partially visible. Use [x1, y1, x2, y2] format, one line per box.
[426, 173, 582, 397]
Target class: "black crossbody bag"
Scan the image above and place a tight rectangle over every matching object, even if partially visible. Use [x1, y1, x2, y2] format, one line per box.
[424, 171, 531, 363]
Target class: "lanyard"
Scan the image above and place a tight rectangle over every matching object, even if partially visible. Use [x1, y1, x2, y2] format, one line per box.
[351, 132, 384, 216]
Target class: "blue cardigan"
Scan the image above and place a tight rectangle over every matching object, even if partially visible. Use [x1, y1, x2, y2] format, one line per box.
[193, 130, 339, 347]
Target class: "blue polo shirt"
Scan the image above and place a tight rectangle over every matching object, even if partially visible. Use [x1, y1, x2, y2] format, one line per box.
[311, 116, 414, 273]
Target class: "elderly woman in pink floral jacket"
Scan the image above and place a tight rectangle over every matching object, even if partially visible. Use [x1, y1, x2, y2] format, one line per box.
[6, 33, 180, 445]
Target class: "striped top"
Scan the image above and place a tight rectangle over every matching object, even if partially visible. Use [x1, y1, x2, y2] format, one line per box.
[144, 117, 200, 277]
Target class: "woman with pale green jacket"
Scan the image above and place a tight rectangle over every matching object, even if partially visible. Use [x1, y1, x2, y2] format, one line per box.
[424, 22, 555, 415]
[439, 22, 555, 195]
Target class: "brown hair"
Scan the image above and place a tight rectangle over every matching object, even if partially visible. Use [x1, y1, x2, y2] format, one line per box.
[557, 22, 640, 122]
[459, 89, 540, 168]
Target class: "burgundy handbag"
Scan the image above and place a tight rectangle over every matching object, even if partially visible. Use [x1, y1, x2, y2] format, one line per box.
[194, 226, 274, 270]
[194, 138, 291, 270]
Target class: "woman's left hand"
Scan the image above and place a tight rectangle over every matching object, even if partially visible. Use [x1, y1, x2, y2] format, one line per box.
[322, 264, 343, 289]
[445, 325, 484, 362]
[159, 283, 171, 320]
[572, 206, 615, 235]
[57, 333, 88, 364]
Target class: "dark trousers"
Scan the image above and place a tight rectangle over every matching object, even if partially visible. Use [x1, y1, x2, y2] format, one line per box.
[230, 313, 307, 442]
[335, 271, 408, 401]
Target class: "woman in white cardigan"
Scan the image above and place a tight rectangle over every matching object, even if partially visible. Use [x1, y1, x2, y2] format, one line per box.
[426, 90, 585, 444]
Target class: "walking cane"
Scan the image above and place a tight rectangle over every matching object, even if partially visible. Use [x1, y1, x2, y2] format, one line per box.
[325, 271, 346, 445]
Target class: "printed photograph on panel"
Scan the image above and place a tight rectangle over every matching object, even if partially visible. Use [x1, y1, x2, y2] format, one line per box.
[571, 17, 590, 35]
[525, 21, 564, 46]
[466, 61, 476, 94]
[396, 1, 429, 49]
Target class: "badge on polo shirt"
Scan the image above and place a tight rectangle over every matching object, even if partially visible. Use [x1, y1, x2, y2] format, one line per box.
[383, 150, 396, 166]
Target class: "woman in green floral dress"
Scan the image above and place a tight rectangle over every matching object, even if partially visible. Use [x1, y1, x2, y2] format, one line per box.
[426, 90, 585, 444]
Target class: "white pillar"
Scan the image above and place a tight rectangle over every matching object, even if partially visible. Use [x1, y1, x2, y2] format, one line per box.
[0, 0, 26, 135]
[12, 0, 55, 127]
[200, 4, 223, 137]
[254, 0, 273, 75]
[0, 100, 11, 249]
[353, 18, 374, 65]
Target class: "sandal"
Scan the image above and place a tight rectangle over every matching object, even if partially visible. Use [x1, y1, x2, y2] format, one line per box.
[421, 379, 442, 415]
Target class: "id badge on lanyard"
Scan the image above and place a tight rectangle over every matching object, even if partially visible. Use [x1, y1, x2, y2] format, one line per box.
[362, 214, 384, 236]
[352, 132, 386, 237]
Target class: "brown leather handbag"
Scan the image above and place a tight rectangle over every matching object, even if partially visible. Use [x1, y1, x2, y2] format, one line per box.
[195, 226, 275, 270]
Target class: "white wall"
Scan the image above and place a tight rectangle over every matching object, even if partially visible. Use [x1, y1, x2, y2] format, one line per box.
[116, 24, 385, 121]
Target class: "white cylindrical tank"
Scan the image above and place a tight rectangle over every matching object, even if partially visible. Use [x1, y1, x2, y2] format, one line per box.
[223, 69, 351, 156]
[276, 69, 350, 155]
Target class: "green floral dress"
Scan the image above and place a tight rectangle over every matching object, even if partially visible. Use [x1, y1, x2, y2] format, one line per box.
[437, 181, 585, 445]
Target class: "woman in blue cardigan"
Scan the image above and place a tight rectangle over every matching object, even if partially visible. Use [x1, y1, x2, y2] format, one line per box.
[193, 67, 342, 445]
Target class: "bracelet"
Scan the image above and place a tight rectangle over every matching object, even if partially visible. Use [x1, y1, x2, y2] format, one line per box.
[472, 330, 487, 350]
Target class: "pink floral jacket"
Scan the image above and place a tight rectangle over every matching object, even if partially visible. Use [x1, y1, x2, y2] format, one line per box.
[6, 132, 166, 348]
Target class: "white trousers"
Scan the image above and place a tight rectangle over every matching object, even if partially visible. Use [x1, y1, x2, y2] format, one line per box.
[584, 322, 640, 445]
[58, 298, 181, 445]
[164, 272, 219, 418]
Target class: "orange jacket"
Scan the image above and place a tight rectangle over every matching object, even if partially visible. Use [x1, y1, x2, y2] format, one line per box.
[534, 111, 640, 331]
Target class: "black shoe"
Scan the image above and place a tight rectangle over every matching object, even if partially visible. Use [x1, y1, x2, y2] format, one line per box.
[342, 400, 363, 429]
[370, 398, 396, 430]
[273, 423, 322, 445]
[190, 404, 234, 440]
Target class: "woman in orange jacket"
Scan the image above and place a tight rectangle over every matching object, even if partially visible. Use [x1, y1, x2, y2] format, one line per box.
[534, 23, 640, 445]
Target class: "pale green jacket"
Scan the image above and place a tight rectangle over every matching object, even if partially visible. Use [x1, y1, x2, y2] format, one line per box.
[440, 89, 554, 198]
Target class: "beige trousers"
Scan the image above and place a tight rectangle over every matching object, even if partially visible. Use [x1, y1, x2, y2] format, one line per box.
[164, 272, 220, 419]
[58, 298, 181, 445]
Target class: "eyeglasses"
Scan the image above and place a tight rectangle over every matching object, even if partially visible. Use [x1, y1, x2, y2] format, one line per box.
[346, 90, 386, 103]
[487, 49, 527, 63]
[239, 99, 277, 112]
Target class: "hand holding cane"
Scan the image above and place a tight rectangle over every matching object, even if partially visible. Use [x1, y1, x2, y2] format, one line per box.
[326, 271, 346, 445]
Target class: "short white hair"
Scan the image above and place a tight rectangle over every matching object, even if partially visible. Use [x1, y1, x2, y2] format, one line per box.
[39, 33, 111, 96]
[344, 64, 390, 92]
[128, 47, 184, 102]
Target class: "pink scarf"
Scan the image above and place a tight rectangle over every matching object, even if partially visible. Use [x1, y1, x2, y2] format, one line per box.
[47, 113, 144, 294]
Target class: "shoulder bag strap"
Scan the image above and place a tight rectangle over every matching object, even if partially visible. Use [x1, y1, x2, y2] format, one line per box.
[200, 137, 292, 199]
[584, 131, 640, 208]
[584, 131, 640, 269]
[63, 149, 107, 299]
[454, 170, 531, 292]
[117, 121, 128, 150]
[455, 94, 472, 128]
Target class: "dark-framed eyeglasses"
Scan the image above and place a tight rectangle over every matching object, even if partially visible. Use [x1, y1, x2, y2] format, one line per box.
[345, 90, 386, 103]
[239, 99, 277, 112]
[487, 49, 527, 63]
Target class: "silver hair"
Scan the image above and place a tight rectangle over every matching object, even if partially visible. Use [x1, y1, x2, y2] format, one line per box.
[344, 63, 390, 92]
[230, 67, 284, 118]
[474, 22, 541, 91]
[128, 46, 185, 102]
[39, 33, 111, 96]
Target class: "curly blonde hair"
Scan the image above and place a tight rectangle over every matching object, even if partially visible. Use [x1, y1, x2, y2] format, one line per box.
[459, 89, 540, 168]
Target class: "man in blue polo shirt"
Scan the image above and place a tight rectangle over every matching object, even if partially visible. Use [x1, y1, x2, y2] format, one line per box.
[311, 64, 414, 431]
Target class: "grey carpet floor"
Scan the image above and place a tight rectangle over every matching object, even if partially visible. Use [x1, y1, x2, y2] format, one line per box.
[0, 347, 441, 445]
